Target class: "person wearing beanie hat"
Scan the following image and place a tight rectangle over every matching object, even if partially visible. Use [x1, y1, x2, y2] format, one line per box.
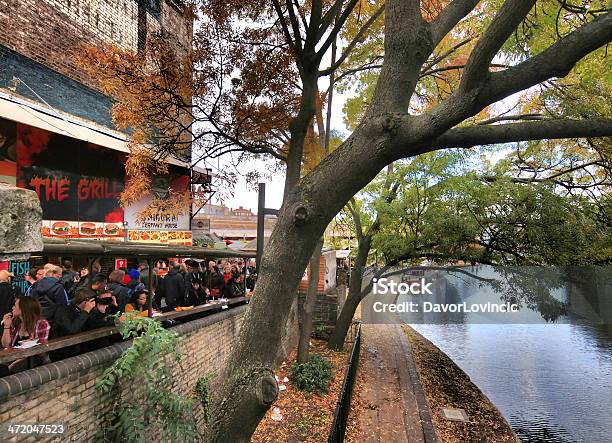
[126, 269, 146, 303]
[129, 269, 140, 280]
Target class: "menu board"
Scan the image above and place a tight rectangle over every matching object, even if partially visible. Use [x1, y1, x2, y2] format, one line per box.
[41, 220, 125, 241]
[127, 230, 192, 246]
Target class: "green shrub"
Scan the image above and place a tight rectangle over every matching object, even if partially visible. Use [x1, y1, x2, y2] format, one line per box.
[312, 324, 331, 340]
[290, 354, 333, 395]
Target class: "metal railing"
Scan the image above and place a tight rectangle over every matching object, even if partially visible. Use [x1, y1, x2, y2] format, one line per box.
[329, 323, 361, 443]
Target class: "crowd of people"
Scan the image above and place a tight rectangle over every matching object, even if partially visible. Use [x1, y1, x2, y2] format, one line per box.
[0, 257, 256, 376]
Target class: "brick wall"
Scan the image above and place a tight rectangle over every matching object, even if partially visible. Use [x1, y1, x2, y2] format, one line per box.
[298, 291, 339, 332]
[298, 255, 327, 292]
[0, 0, 192, 89]
[0, 305, 250, 442]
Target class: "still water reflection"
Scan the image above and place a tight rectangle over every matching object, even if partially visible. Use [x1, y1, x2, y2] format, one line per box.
[412, 322, 612, 442]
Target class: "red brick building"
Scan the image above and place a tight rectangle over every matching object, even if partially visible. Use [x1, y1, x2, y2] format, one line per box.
[0, 0, 195, 245]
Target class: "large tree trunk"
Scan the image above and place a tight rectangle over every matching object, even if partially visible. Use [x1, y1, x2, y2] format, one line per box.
[297, 237, 324, 363]
[328, 233, 372, 350]
[206, 126, 393, 442]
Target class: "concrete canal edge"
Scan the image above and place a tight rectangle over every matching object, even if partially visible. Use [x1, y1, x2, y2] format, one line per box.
[398, 324, 440, 443]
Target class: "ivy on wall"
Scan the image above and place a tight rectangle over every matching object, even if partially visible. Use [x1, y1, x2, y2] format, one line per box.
[95, 314, 198, 442]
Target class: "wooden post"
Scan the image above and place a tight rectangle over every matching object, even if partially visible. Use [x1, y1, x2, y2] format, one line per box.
[256, 183, 265, 275]
[147, 257, 154, 317]
[87, 257, 95, 289]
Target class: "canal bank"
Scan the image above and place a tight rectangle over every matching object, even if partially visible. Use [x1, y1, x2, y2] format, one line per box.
[403, 325, 519, 443]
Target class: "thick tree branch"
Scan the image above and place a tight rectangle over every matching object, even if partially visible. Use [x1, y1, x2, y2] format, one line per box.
[285, 0, 305, 55]
[476, 113, 544, 125]
[318, 0, 344, 40]
[317, 0, 360, 59]
[483, 11, 612, 104]
[271, 0, 302, 57]
[461, 0, 537, 91]
[429, 0, 480, 46]
[304, 0, 323, 52]
[367, 0, 431, 115]
[424, 118, 612, 151]
[394, 11, 612, 154]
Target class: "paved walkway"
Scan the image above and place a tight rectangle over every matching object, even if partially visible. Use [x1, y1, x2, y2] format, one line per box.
[355, 324, 437, 443]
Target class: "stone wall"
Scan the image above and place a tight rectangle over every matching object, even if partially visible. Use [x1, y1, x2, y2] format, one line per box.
[0, 305, 247, 442]
[0, 0, 191, 90]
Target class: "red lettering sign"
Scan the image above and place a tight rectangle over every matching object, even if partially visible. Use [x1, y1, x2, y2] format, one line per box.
[77, 178, 89, 200]
[28, 171, 122, 203]
[57, 178, 70, 202]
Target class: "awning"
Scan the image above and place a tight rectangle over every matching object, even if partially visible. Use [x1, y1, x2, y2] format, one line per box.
[40, 238, 256, 259]
[0, 91, 189, 168]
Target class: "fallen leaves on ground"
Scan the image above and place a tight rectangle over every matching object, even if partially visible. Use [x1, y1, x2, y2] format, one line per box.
[403, 325, 519, 443]
[252, 339, 349, 443]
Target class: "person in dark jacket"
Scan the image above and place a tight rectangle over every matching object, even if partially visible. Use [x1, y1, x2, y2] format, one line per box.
[51, 289, 116, 358]
[24, 267, 44, 296]
[107, 270, 130, 311]
[183, 259, 203, 291]
[30, 265, 69, 323]
[59, 260, 79, 296]
[138, 262, 158, 292]
[0, 270, 16, 319]
[203, 260, 224, 299]
[184, 279, 207, 306]
[52, 289, 97, 338]
[156, 263, 185, 311]
[87, 292, 118, 330]
[91, 274, 108, 294]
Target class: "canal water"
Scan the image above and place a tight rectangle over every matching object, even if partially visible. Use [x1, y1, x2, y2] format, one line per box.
[411, 323, 612, 442]
[370, 266, 612, 442]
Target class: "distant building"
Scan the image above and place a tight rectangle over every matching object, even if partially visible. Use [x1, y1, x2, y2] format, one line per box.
[232, 206, 254, 217]
[192, 203, 276, 242]
[197, 203, 233, 217]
